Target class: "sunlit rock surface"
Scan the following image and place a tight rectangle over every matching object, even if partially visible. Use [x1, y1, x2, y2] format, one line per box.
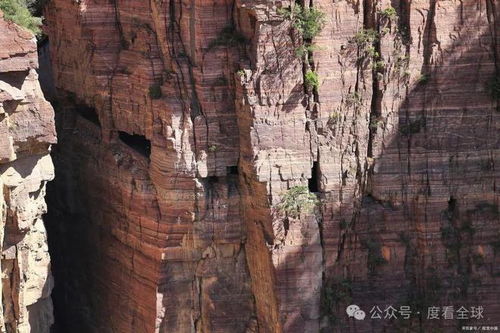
[0, 11, 56, 333]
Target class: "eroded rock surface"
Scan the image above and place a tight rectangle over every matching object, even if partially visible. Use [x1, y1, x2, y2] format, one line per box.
[0, 12, 56, 333]
[44, 0, 499, 332]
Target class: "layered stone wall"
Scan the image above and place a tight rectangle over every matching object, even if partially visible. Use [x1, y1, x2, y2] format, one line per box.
[0, 12, 56, 333]
[44, 0, 499, 332]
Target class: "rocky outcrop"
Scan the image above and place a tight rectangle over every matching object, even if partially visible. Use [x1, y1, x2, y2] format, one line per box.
[44, 0, 499, 332]
[0, 12, 56, 333]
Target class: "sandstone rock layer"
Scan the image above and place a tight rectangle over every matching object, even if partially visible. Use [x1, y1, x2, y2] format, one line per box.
[44, 0, 499, 332]
[0, 12, 56, 333]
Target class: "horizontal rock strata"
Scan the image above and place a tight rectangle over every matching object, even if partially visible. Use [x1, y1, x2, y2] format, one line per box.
[44, 0, 499, 332]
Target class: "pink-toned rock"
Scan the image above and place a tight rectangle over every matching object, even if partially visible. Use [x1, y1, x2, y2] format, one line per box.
[0, 11, 56, 333]
[44, 0, 499, 332]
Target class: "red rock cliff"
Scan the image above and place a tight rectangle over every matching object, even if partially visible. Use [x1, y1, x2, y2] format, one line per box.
[0, 12, 56, 333]
[44, 0, 499, 332]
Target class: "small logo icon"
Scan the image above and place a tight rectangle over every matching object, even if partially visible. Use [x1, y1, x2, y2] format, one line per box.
[347, 305, 366, 320]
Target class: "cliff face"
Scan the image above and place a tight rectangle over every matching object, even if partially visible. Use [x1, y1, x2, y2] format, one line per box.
[44, 0, 499, 332]
[0, 13, 56, 333]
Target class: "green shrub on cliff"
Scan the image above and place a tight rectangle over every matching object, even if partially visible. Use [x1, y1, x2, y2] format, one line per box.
[379, 7, 398, 20]
[304, 70, 319, 89]
[278, 5, 325, 91]
[418, 73, 430, 84]
[350, 29, 381, 65]
[295, 44, 320, 58]
[0, 0, 42, 35]
[295, 6, 325, 40]
[277, 185, 318, 218]
[278, 4, 325, 40]
[351, 28, 379, 47]
[345, 92, 362, 108]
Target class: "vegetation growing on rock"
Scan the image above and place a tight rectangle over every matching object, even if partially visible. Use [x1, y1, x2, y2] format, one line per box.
[0, 0, 42, 35]
[278, 4, 325, 41]
[345, 91, 362, 108]
[418, 73, 430, 84]
[379, 7, 398, 20]
[276, 185, 318, 218]
[351, 28, 379, 47]
[279, 4, 325, 91]
[349, 28, 385, 71]
[304, 70, 319, 89]
[295, 44, 319, 58]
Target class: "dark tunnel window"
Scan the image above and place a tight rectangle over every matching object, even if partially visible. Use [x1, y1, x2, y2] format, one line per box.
[206, 176, 218, 183]
[308, 161, 320, 193]
[226, 165, 239, 175]
[75, 104, 100, 126]
[118, 131, 151, 158]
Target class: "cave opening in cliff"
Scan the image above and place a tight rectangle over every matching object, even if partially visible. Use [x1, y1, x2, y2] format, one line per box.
[205, 175, 219, 184]
[74, 103, 100, 126]
[227, 165, 239, 175]
[308, 161, 320, 193]
[118, 131, 151, 158]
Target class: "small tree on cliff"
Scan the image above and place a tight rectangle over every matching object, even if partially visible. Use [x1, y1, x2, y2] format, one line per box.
[278, 4, 325, 41]
[304, 70, 319, 90]
[276, 185, 319, 218]
[278, 5, 325, 92]
[0, 0, 42, 35]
